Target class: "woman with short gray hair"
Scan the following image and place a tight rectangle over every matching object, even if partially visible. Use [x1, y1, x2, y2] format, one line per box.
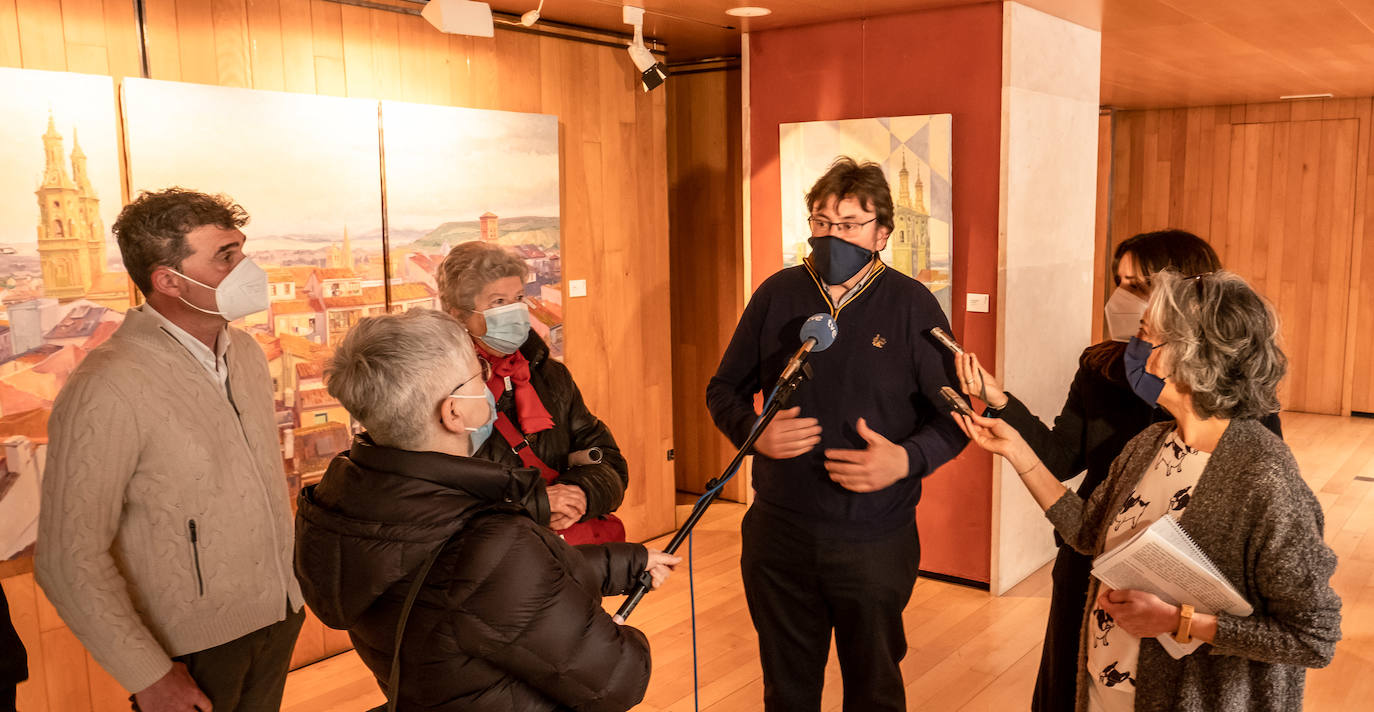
[437, 241, 629, 544]
[957, 270, 1341, 712]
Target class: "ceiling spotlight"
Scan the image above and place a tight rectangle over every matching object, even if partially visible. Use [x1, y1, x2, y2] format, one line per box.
[725, 6, 771, 17]
[421, 0, 495, 38]
[623, 5, 667, 92]
[520, 0, 544, 27]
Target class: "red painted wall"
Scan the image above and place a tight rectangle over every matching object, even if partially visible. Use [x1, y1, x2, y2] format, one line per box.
[747, 2, 1002, 583]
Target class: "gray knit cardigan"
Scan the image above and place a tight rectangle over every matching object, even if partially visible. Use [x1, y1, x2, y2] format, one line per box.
[1045, 419, 1341, 712]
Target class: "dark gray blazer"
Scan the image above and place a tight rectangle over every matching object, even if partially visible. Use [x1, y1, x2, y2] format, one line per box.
[1046, 419, 1341, 712]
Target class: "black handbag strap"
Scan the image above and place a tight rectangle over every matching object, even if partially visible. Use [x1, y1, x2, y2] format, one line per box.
[386, 532, 458, 712]
[384, 507, 516, 711]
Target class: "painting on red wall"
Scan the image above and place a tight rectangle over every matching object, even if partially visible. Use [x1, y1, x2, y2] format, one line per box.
[780, 114, 954, 319]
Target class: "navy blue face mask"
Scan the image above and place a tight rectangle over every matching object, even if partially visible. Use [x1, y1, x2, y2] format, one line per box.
[808, 236, 876, 285]
[1123, 336, 1166, 406]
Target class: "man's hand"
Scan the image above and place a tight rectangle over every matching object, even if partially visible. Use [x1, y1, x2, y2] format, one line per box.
[134, 662, 212, 712]
[824, 418, 909, 493]
[644, 549, 683, 590]
[754, 406, 822, 460]
[1096, 587, 1180, 638]
[547, 483, 587, 531]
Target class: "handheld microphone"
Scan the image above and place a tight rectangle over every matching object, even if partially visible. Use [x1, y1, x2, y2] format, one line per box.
[776, 313, 838, 388]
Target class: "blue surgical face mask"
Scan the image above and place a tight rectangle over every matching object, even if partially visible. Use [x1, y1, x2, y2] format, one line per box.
[449, 386, 497, 451]
[1123, 336, 1166, 407]
[807, 236, 876, 285]
[479, 302, 531, 355]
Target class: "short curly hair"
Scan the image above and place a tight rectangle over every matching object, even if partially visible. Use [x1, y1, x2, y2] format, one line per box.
[436, 241, 529, 315]
[112, 188, 249, 296]
[805, 156, 895, 234]
[1147, 270, 1286, 420]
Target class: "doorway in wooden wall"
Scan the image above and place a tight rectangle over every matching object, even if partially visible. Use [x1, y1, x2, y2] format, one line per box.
[1108, 101, 1372, 416]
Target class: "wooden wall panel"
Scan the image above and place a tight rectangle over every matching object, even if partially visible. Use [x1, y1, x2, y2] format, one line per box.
[1106, 98, 1373, 416]
[3, 1, 675, 708]
[666, 67, 745, 499]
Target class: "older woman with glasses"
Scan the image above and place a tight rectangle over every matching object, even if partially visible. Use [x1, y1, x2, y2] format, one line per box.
[437, 241, 628, 544]
[956, 271, 1340, 712]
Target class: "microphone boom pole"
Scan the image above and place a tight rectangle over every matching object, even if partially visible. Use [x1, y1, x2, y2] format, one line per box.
[613, 362, 814, 623]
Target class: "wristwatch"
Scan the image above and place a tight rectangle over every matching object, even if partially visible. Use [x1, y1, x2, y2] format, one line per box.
[1174, 603, 1195, 643]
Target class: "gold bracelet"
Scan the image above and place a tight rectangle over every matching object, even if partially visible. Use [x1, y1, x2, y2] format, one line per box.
[1174, 603, 1195, 643]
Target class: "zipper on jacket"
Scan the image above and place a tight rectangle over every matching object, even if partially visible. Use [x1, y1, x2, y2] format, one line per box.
[188, 519, 205, 597]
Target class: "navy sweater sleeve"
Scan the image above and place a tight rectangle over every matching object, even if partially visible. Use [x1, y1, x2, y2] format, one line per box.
[706, 274, 771, 448]
[900, 308, 971, 479]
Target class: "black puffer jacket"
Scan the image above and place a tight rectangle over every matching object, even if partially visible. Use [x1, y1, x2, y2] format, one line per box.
[475, 333, 627, 518]
[294, 436, 652, 711]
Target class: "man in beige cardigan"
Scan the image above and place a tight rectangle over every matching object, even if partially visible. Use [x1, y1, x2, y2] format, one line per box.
[36, 188, 304, 712]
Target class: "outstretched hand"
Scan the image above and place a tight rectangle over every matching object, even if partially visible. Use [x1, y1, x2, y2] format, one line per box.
[824, 418, 909, 493]
[644, 549, 682, 590]
[954, 352, 1007, 409]
[951, 411, 1036, 473]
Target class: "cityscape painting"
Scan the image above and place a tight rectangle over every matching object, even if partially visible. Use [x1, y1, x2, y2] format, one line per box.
[0, 70, 565, 565]
[380, 100, 563, 356]
[121, 77, 390, 504]
[779, 114, 954, 319]
[0, 68, 129, 562]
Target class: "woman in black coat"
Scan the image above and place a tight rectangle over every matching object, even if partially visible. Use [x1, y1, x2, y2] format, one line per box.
[955, 230, 1282, 712]
[437, 242, 627, 544]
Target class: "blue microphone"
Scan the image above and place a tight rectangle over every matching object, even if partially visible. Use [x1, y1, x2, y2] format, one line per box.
[777, 313, 838, 385]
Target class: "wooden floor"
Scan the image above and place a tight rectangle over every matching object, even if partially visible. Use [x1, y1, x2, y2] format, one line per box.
[281, 412, 1374, 711]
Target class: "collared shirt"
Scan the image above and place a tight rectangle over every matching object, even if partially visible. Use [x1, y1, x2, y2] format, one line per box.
[834, 260, 883, 308]
[142, 304, 230, 392]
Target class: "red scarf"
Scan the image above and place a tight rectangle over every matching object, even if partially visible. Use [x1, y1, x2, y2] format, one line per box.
[482, 349, 555, 435]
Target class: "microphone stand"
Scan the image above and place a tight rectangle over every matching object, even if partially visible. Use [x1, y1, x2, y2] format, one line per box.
[614, 362, 813, 623]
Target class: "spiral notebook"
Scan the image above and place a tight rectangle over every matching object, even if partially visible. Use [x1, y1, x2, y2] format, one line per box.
[1091, 514, 1253, 658]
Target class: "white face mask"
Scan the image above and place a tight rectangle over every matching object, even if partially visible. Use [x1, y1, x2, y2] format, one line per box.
[169, 257, 270, 322]
[1104, 286, 1148, 343]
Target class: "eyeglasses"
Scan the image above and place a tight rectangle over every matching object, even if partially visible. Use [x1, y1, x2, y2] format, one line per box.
[449, 359, 493, 396]
[807, 216, 877, 236]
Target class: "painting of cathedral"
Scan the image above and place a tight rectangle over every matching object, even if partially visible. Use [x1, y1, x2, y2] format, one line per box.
[380, 101, 563, 357]
[779, 114, 955, 319]
[0, 67, 129, 562]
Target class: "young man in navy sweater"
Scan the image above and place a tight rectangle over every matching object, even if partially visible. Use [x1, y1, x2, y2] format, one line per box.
[707, 156, 968, 711]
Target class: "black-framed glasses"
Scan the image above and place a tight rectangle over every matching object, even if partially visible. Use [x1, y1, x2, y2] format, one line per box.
[807, 216, 876, 236]
[449, 359, 492, 396]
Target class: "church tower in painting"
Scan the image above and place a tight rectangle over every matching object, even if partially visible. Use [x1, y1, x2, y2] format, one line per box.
[891, 154, 931, 278]
[36, 111, 95, 301]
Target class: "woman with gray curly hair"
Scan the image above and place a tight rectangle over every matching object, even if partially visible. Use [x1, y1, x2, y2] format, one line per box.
[436, 241, 628, 544]
[956, 270, 1341, 712]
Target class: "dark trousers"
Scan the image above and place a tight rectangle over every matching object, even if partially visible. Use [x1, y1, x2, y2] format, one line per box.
[740, 504, 921, 712]
[132, 606, 305, 712]
[1031, 546, 1092, 712]
[1, 684, 14, 712]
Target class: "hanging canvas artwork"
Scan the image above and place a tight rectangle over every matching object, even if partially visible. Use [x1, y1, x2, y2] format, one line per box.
[122, 77, 389, 497]
[380, 101, 562, 356]
[0, 67, 128, 562]
[779, 114, 954, 319]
